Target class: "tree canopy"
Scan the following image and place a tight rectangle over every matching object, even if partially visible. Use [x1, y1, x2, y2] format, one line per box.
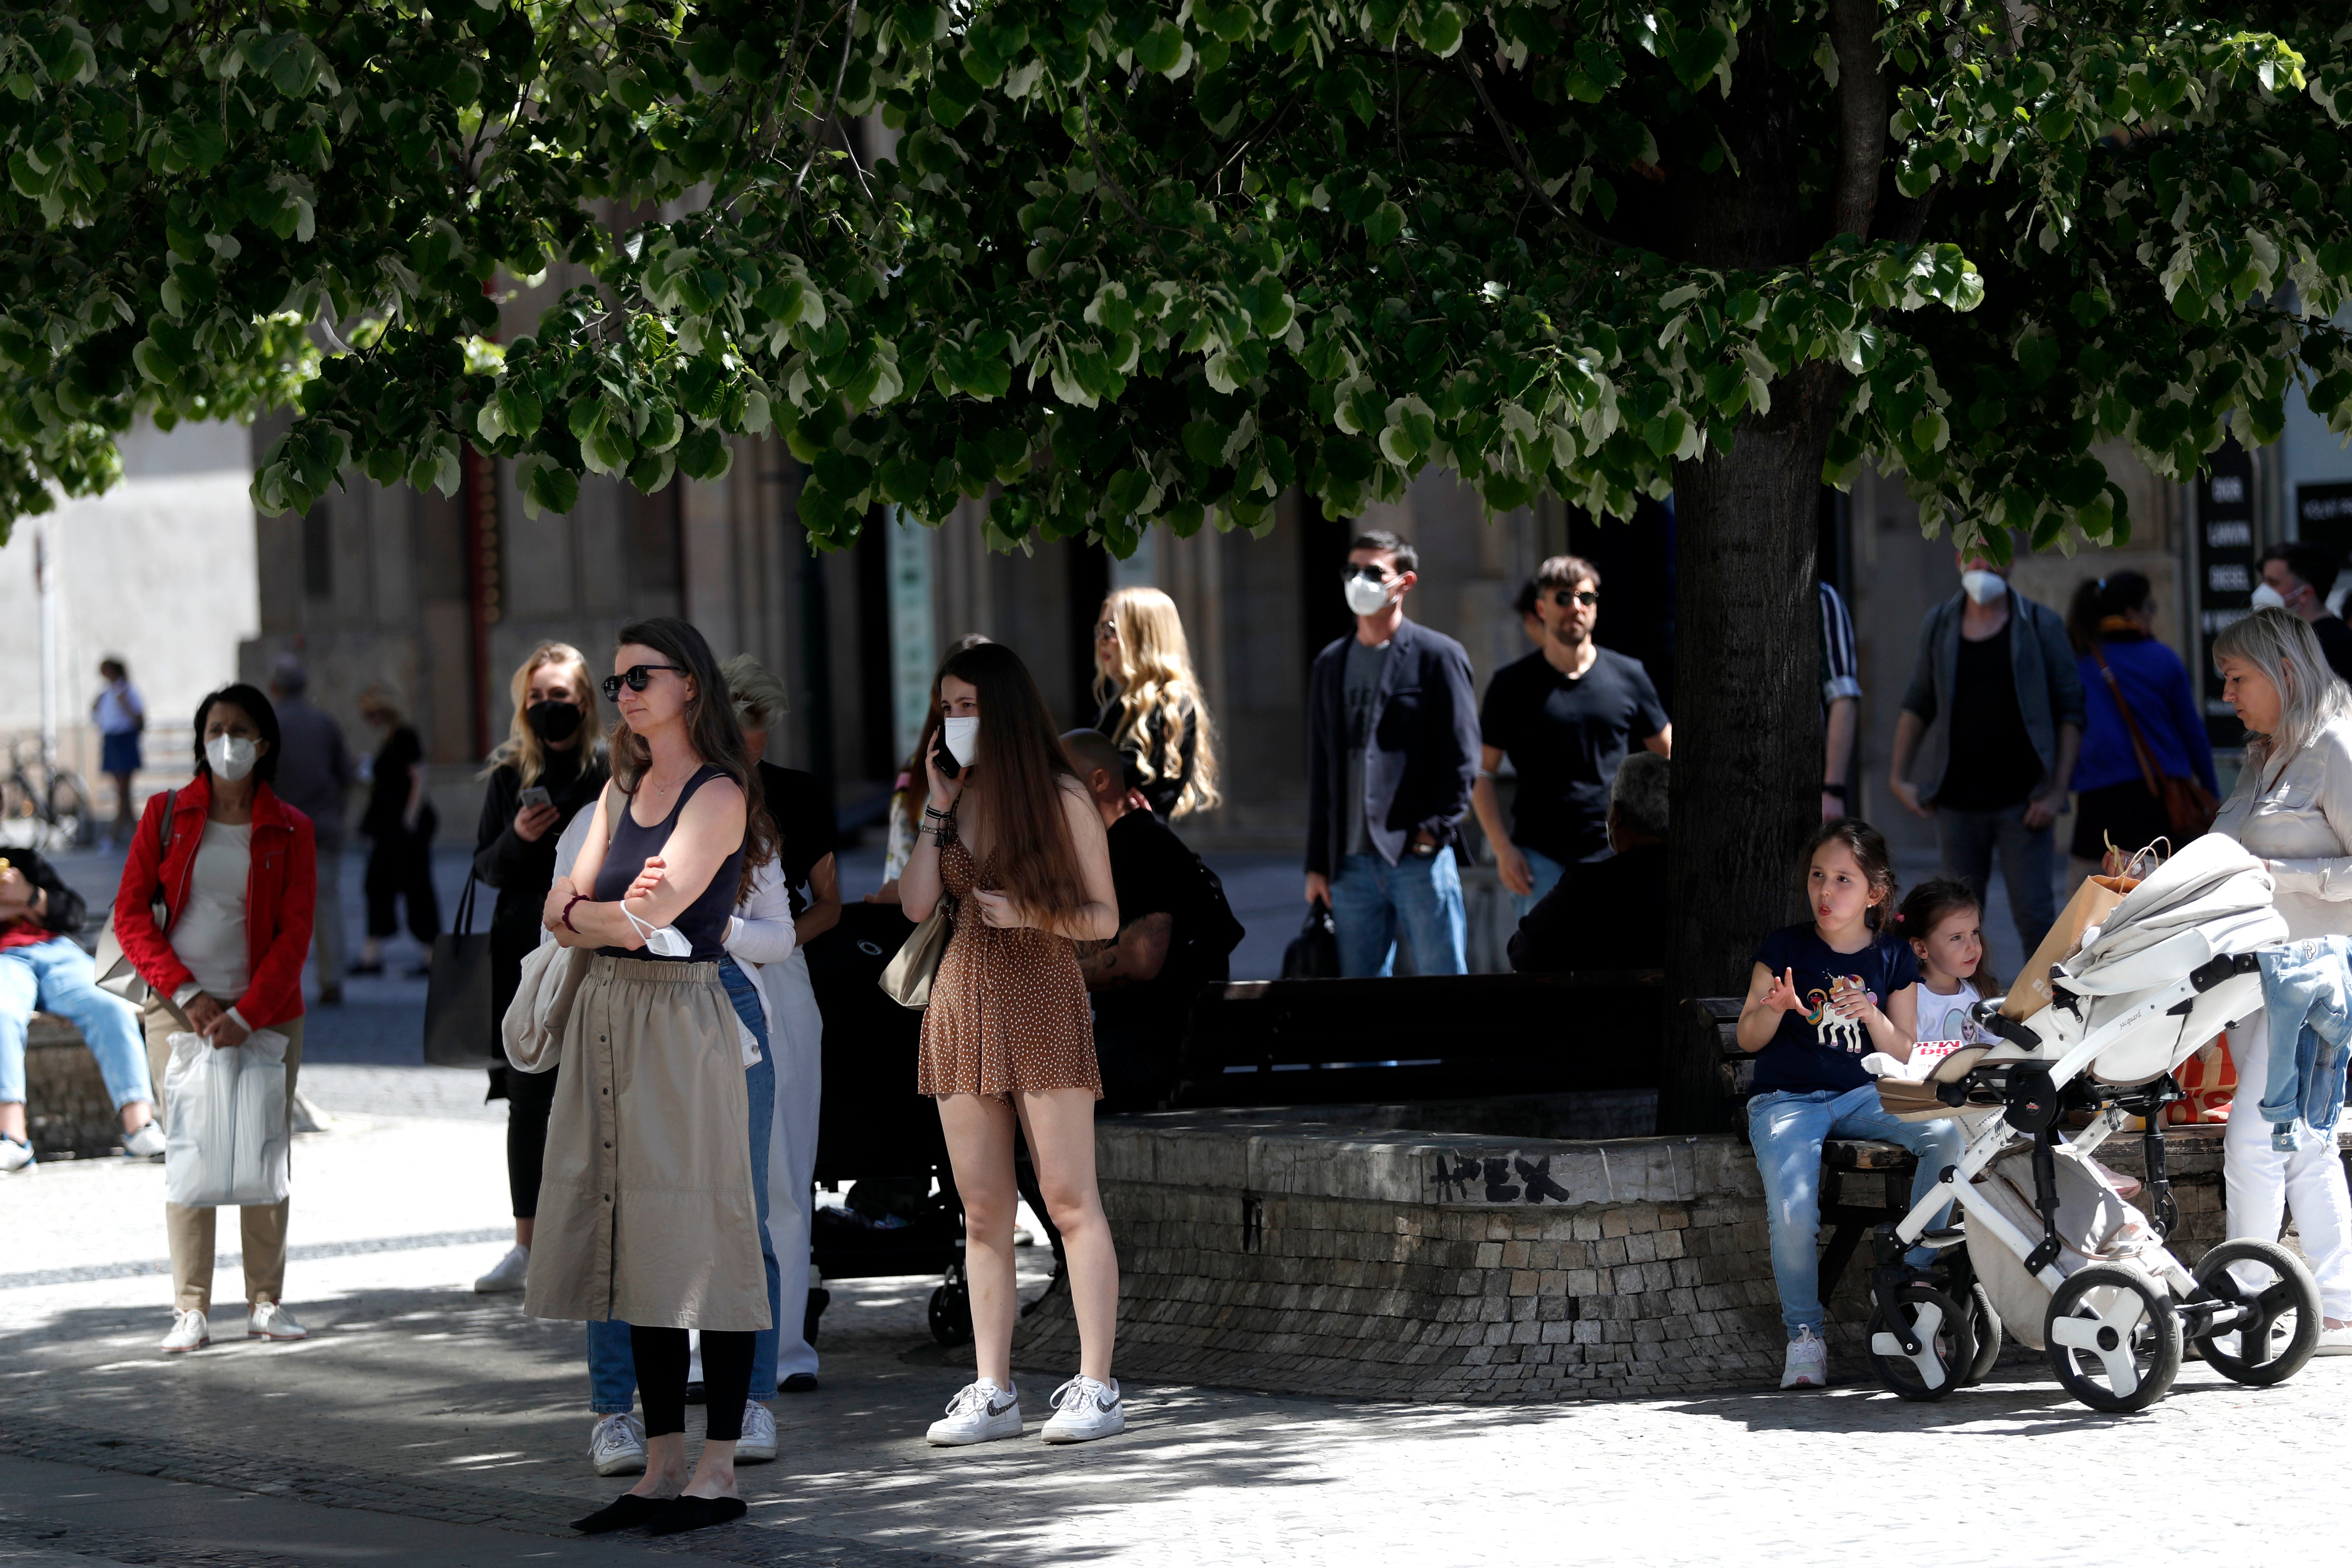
[4, 0, 2348, 553]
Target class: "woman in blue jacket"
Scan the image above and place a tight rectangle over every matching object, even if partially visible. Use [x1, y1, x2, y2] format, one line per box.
[2066, 572, 2219, 873]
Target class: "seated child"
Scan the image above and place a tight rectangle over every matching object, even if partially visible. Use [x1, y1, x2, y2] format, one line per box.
[1736, 819, 1963, 1390]
[1899, 878, 1999, 1047]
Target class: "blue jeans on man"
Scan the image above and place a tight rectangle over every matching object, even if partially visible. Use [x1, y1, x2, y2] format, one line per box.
[1508, 846, 1569, 922]
[1747, 1085, 1965, 1337]
[0, 934, 151, 1112]
[1329, 849, 1468, 977]
[588, 956, 780, 1414]
[1935, 802, 2057, 956]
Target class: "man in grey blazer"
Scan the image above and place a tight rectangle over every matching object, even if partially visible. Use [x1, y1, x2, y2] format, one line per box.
[1890, 550, 2086, 953]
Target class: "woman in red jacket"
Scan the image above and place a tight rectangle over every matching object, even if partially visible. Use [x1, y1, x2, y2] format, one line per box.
[114, 683, 317, 1355]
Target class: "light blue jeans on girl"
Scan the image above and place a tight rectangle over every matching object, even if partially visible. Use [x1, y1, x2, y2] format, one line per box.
[588, 956, 780, 1414]
[0, 934, 151, 1110]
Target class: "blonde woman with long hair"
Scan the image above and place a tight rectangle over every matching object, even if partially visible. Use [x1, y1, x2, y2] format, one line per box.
[469, 643, 609, 1296]
[1090, 587, 1220, 820]
[2210, 606, 2352, 1354]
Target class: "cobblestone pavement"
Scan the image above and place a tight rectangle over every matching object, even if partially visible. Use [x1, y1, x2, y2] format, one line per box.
[6, 1068, 2351, 1567]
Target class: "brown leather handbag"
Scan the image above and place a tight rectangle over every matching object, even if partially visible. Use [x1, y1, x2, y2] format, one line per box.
[2092, 646, 2219, 841]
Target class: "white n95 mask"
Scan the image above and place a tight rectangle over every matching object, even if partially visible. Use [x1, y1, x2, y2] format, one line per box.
[2250, 583, 2289, 612]
[206, 735, 258, 782]
[1959, 569, 2006, 606]
[943, 716, 980, 766]
[1343, 575, 1393, 616]
[622, 903, 692, 958]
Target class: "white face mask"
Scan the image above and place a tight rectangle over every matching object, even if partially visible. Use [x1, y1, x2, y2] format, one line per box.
[2250, 582, 2290, 612]
[1959, 569, 2007, 606]
[1343, 574, 1395, 616]
[205, 735, 258, 782]
[621, 902, 693, 959]
[943, 716, 980, 766]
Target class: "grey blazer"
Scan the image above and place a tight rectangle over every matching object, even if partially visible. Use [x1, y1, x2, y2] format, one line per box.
[1899, 587, 2087, 806]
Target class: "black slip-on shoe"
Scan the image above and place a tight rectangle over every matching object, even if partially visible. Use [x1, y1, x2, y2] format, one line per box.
[644, 1496, 747, 1536]
[571, 1492, 671, 1534]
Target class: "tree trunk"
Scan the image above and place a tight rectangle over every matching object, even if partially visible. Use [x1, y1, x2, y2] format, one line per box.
[1656, 383, 1840, 1133]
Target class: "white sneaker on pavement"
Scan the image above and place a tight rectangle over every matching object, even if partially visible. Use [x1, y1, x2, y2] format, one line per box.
[159, 1309, 209, 1353]
[1780, 1326, 1828, 1389]
[926, 1379, 1023, 1446]
[474, 1244, 530, 1293]
[2315, 1325, 2352, 1357]
[0, 1135, 32, 1173]
[120, 1123, 165, 1160]
[736, 1400, 778, 1462]
[248, 1302, 307, 1341]
[1041, 1376, 1125, 1443]
[588, 1413, 647, 1476]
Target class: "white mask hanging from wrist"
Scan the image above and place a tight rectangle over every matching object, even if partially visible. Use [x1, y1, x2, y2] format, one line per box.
[621, 902, 693, 958]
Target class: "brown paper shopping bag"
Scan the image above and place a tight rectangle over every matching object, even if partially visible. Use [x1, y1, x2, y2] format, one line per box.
[2001, 872, 2138, 1020]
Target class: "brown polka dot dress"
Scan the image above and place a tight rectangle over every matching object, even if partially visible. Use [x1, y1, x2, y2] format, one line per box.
[916, 835, 1102, 1099]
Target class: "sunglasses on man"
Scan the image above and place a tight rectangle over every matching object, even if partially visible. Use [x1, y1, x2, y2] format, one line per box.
[1341, 563, 1397, 585]
[1550, 588, 1599, 607]
[600, 664, 687, 699]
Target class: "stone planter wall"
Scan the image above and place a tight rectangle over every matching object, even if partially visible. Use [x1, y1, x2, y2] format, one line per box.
[23, 1014, 126, 1159]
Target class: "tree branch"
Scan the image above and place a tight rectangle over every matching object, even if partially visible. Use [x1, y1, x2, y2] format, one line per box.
[1462, 61, 1611, 254]
[787, 0, 859, 214]
[1828, 0, 1887, 243]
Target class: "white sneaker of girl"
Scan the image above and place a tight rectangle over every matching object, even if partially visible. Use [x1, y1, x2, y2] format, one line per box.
[926, 1379, 1023, 1446]
[1780, 1326, 1828, 1389]
[1041, 1375, 1125, 1442]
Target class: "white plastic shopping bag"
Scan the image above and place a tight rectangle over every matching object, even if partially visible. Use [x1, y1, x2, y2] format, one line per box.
[162, 1028, 290, 1208]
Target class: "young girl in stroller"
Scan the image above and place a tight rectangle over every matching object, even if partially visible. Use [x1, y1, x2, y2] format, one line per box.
[1736, 821, 1966, 1389]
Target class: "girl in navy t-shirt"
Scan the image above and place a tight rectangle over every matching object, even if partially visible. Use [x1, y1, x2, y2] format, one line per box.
[1733, 819, 1961, 1390]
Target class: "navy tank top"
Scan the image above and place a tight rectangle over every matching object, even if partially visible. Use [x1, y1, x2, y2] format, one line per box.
[593, 764, 745, 962]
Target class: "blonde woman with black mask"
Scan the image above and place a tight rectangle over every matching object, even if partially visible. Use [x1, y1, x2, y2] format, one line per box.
[1091, 587, 1220, 821]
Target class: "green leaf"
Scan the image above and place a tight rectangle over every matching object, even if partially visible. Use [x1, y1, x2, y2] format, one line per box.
[678, 425, 732, 482]
[527, 463, 580, 516]
[1362, 200, 1406, 248]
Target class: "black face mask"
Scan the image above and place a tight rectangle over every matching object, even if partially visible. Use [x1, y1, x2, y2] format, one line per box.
[527, 700, 583, 744]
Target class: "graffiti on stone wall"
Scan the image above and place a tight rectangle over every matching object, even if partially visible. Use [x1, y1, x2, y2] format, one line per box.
[1430, 1153, 1575, 1205]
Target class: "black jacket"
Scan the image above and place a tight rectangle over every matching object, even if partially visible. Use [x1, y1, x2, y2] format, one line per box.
[1, 846, 86, 939]
[1305, 617, 1480, 876]
[472, 751, 609, 1004]
[1507, 842, 1670, 973]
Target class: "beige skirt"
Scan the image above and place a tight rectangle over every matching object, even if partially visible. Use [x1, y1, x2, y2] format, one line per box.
[523, 955, 770, 1332]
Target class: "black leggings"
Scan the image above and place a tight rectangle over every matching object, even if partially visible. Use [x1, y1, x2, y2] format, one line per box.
[505, 1063, 558, 1219]
[364, 825, 441, 943]
[633, 1326, 755, 1440]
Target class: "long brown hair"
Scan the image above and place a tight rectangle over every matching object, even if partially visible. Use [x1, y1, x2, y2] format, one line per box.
[608, 617, 776, 903]
[944, 640, 1088, 920]
[893, 633, 992, 824]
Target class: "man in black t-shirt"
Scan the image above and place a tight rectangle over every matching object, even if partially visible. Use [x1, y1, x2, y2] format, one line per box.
[1470, 554, 1671, 915]
[1063, 730, 1231, 1112]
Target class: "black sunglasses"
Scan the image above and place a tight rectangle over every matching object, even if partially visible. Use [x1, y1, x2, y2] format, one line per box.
[1341, 564, 1396, 584]
[1551, 589, 1599, 607]
[601, 664, 687, 699]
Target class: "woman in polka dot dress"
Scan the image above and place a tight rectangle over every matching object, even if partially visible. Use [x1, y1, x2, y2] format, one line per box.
[902, 642, 1126, 1446]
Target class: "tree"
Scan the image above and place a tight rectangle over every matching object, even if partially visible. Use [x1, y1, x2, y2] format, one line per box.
[8, 2, 2351, 1125]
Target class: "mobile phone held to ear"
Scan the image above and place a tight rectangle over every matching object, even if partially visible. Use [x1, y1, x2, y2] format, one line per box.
[931, 731, 961, 780]
[519, 785, 553, 811]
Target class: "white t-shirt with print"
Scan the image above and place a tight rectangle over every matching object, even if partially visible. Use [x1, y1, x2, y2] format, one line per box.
[1916, 978, 1984, 1046]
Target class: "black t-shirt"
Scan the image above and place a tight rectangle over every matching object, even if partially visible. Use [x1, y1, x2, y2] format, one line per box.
[1748, 924, 1920, 1095]
[2314, 617, 2352, 685]
[759, 763, 839, 919]
[1937, 631, 2042, 809]
[1478, 647, 1669, 864]
[363, 725, 428, 837]
[1096, 810, 1216, 1034]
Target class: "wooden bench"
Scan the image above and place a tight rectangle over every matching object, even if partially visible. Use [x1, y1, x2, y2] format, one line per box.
[1691, 996, 1916, 1300]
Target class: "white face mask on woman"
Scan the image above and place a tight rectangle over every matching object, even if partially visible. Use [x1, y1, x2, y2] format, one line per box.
[205, 735, 258, 782]
[942, 716, 980, 766]
[1959, 569, 2007, 606]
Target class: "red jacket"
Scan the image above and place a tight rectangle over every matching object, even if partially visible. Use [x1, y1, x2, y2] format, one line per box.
[114, 775, 316, 1031]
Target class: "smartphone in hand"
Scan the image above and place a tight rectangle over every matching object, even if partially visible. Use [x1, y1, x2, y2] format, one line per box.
[519, 785, 553, 810]
[931, 732, 961, 780]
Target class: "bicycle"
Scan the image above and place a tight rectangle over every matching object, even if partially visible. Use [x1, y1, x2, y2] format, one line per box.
[1, 736, 96, 851]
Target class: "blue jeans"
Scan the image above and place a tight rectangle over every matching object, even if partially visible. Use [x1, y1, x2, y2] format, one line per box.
[587, 956, 780, 1415]
[2255, 938, 2352, 1150]
[1747, 1085, 1966, 1336]
[0, 934, 151, 1109]
[1934, 802, 2057, 956]
[1329, 850, 1468, 977]
[1509, 845, 1569, 921]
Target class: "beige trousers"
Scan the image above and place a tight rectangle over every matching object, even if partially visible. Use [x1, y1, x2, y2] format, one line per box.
[141, 998, 304, 1316]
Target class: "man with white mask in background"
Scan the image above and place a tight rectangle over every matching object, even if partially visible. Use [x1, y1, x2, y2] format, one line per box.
[1304, 530, 1480, 976]
[1890, 548, 2085, 955]
[2254, 543, 2352, 684]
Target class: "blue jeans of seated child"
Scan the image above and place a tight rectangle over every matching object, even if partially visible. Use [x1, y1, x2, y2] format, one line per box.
[1747, 1085, 1966, 1338]
[588, 956, 781, 1415]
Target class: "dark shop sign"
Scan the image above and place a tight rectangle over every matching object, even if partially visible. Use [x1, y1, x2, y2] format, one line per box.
[2196, 442, 2255, 748]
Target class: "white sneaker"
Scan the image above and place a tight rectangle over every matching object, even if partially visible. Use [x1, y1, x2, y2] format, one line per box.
[159, 1309, 209, 1354]
[735, 1400, 778, 1462]
[0, 1135, 32, 1173]
[1780, 1326, 1828, 1389]
[588, 1413, 647, 1476]
[1041, 1376, 1125, 1443]
[248, 1302, 307, 1341]
[926, 1379, 1024, 1446]
[474, 1244, 530, 1293]
[2315, 1325, 2352, 1357]
[120, 1123, 166, 1160]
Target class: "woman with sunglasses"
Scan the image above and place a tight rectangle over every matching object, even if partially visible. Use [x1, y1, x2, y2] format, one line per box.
[532, 619, 780, 1538]
[901, 641, 1124, 1446]
[1470, 554, 1670, 917]
[1090, 587, 1221, 821]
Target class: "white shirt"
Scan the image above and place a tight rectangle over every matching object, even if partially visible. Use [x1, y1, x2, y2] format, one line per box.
[171, 821, 252, 1013]
[94, 680, 144, 736]
[2211, 713, 2352, 941]
[1915, 977, 1984, 1045]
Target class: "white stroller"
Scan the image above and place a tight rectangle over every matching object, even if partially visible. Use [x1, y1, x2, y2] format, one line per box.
[1863, 834, 2326, 1412]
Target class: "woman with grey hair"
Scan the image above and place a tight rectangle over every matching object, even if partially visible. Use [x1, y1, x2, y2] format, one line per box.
[1506, 752, 1671, 973]
[2210, 605, 2352, 1353]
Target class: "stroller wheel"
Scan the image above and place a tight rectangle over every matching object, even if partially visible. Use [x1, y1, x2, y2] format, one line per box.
[1868, 1282, 1975, 1402]
[1962, 1283, 2003, 1387]
[2045, 1265, 2182, 1413]
[928, 1281, 974, 1346]
[2188, 1239, 2321, 1386]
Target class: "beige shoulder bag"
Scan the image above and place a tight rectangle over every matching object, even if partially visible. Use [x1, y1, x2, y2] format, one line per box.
[880, 897, 952, 1009]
